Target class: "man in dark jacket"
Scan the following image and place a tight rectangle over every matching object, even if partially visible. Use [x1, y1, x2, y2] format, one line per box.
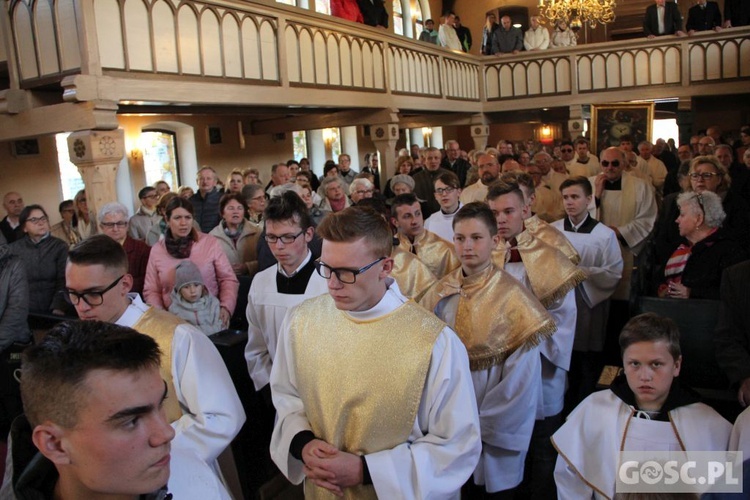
[189, 166, 222, 233]
[356, 0, 388, 28]
[441, 140, 471, 187]
[491, 15, 523, 54]
[686, 0, 723, 33]
[643, 0, 685, 37]
[0, 192, 24, 244]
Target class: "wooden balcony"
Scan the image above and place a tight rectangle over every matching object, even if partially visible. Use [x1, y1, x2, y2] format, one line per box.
[1, 0, 748, 139]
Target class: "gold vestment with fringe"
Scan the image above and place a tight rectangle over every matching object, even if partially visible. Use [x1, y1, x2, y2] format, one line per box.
[390, 246, 438, 301]
[524, 214, 580, 265]
[397, 229, 460, 278]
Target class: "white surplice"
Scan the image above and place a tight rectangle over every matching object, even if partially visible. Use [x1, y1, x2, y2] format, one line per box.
[424, 204, 461, 244]
[433, 293, 541, 492]
[270, 281, 482, 499]
[244, 252, 328, 390]
[551, 216, 623, 351]
[552, 390, 732, 500]
[117, 294, 245, 470]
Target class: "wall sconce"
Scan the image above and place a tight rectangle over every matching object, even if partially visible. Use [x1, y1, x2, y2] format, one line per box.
[322, 128, 338, 146]
[422, 127, 432, 147]
[534, 123, 559, 143]
[130, 148, 142, 161]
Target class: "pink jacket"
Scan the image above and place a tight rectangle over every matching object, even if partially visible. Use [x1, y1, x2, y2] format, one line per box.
[144, 233, 239, 313]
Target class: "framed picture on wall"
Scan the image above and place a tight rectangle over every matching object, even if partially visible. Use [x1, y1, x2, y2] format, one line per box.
[11, 139, 40, 157]
[590, 103, 654, 156]
[207, 126, 222, 145]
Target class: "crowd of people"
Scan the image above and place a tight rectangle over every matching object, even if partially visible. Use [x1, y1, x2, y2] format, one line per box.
[2, 121, 750, 498]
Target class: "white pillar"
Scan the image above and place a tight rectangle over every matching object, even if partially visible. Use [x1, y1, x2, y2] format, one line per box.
[308, 129, 326, 176]
[116, 157, 135, 216]
[341, 126, 360, 170]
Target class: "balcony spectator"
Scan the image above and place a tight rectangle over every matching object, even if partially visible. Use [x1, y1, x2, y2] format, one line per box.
[481, 13, 500, 55]
[331, 0, 363, 23]
[643, 0, 685, 38]
[551, 19, 577, 48]
[356, 0, 388, 28]
[439, 11, 462, 51]
[492, 15, 523, 54]
[723, 0, 750, 27]
[74, 189, 97, 240]
[524, 16, 550, 51]
[686, 0, 722, 34]
[50, 200, 81, 248]
[419, 19, 439, 44]
[454, 15, 472, 52]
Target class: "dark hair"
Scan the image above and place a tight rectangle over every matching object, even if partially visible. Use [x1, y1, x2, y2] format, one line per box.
[165, 196, 195, 219]
[263, 190, 312, 229]
[138, 186, 156, 200]
[453, 202, 497, 236]
[559, 176, 593, 197]
[286, 159, 300, 167]
[323, 162, 338, 177]
[295, 170, 312, 182]
[317, 206, 393, 258]
[390, 193, 420, 219]
[435, 171, 460, 189]
[58, 200, 74, 213]
[219, 192, 249, 216]
[560, 140, 574, 149]
[19, 204, 49, 227]
[486, 180, 525, 204]
[68, 234, 128, 272]
[21, 320, 161, 428]
[500, 171, 535, 196]
[355, 197, 390, 220]
[619, 313, 681, 361]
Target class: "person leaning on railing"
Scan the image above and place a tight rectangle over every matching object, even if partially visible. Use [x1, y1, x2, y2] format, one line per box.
[550, 19, 577, 48]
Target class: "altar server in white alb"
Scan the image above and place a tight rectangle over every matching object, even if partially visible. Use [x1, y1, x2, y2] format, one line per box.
[244, 190, 327, 393]
[270, 206, 481, 498]
[552, 313, 732, 499]
[552, 176, 623, 408]
[421, 202, 556, 496]
[424, 170, 463, 243]
[63, 235, 244, 498]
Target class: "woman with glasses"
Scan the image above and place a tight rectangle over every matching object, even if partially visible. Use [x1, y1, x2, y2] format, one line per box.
[653, 155, 750, 267]
[657, 191, 747, 299]
[144, 197, 238, 328]
[50, 200, 81, 248]
[9, 205, 68, 313]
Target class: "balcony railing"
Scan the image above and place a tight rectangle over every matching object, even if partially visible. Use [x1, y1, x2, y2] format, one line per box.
[4, 0, 750, 112]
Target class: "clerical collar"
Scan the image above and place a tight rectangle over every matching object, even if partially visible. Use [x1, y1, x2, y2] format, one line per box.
[346, 278, 400, 320]
[277, 250, 312, 278]
[609, 373, 699, 422]
[441, 203, 462, 216]
[576, 157, 589, 164]
[563, 213, 599, 234]
[604, 177, 622, 190]
[276, 255, 317, 295]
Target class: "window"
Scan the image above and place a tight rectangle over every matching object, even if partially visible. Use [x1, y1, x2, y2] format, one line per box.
[140, 131, 179, 189]
[393, 0, 404, 35]
[56, 133, 84, 201]
[293, 131, 308, 161]
[315, 0, 330, 15]
[414, 1, 424, 39]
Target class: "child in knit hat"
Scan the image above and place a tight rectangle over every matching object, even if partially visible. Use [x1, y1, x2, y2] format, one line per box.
[168, 260, 224, 335]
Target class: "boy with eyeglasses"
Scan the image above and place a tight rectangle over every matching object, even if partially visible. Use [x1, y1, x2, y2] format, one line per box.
[270, 205, 481, 498]
[424, 171, 462, 243]
[63, 235, 243, 496]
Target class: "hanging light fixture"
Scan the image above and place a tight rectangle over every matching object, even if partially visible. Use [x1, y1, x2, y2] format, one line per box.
[538, 0, 616, 31]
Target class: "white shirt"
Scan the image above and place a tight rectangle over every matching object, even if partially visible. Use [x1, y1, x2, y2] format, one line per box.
[524, 26, 550, 50]
[439, 23, 462, 50]
[424, 204, 461, 243]
[244, 252, 329, 390]
[270, 281, 482, 499]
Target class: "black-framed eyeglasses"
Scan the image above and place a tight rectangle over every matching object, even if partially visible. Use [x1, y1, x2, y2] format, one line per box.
[689, 172, 720, 180]
[315, 257, 385, 284]
[100, 221, 128, 229]
[561, 148, 573, 153]
[265, 230, 305, 245]
[601, 160, 621, 168]
[64, 275, 124, 306]
[435, 187, 456, 195]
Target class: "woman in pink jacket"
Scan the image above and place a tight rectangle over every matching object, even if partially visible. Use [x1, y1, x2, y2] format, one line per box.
[144, 197, 239, 326]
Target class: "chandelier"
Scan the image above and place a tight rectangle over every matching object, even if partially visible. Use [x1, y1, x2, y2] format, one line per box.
[539, 0, 617, 30]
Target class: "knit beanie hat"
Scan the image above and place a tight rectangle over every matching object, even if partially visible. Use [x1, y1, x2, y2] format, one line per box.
[174, 260, 204, 291]
[390, 174, 415, 192]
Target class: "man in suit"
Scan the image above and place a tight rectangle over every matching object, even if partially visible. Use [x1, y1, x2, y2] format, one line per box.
[724, 0, 750, 27]
[356, 0, 388, 28]
[686, 0, 723, 33]
[643, 0, 685, 38]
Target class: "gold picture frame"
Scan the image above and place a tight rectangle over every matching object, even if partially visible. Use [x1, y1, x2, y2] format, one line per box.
[591, 102, 654, 156]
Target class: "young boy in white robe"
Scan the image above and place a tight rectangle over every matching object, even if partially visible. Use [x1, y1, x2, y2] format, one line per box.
[421, 202, 556, 495]
[552, 313, 732, 499]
